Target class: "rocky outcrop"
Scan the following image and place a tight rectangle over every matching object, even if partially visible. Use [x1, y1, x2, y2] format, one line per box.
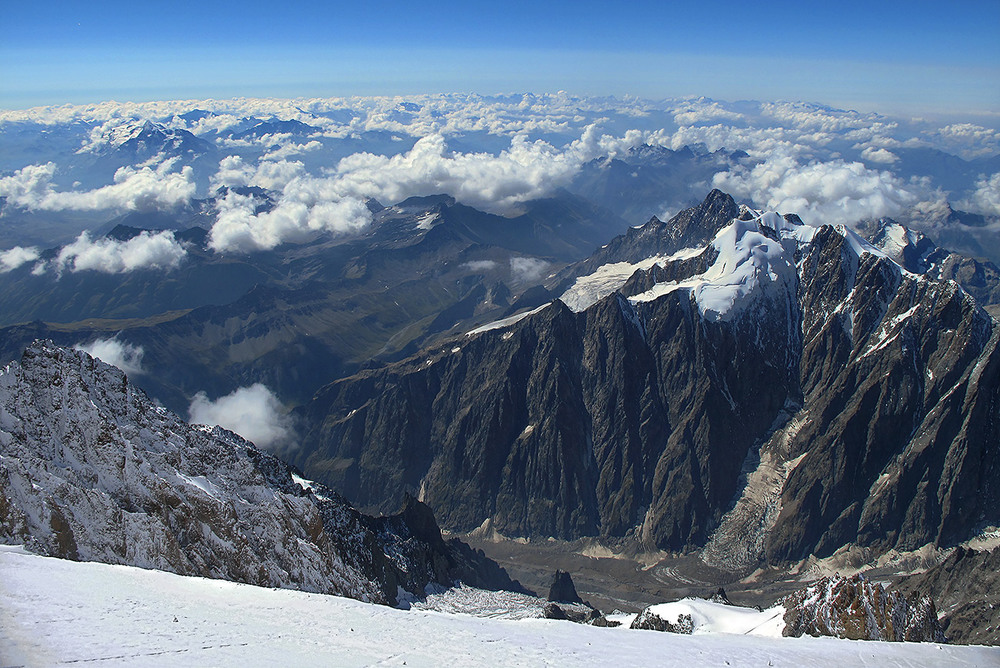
[895, 546, 1000, 645]
[630, 608, 694, 634]
[0, 342, 522, 606]
[782, 575, 945, 642]
[762, 226, 1000, 561]
[547, 570, 583, 604]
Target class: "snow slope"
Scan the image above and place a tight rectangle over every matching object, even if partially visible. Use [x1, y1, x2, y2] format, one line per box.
[627, 210, 811, 321]
[2, 547, 995, 668]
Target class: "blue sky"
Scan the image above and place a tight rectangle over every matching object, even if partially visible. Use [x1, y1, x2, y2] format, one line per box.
[3, 0, 998, 115]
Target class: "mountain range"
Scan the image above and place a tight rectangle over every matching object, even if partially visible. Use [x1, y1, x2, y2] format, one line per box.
[293, 191, 1000, 570]
[1, 167, 998, 645]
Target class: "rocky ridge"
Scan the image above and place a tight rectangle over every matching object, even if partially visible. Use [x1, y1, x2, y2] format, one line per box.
[0, 341, 521, 605]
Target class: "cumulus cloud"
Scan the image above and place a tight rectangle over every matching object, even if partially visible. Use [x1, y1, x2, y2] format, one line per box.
[75, 338, 145, 375]
[928, 124, 1000, 159]
[188, 384, 293, 450]
[0, 159, 195, 213]
[52, 230, 187, 274]
[860, 146, 898, 164]
[510, 257, 549, 283]
[672, 98, 747, 126]
[335, 125, 643, 207]
[965, 172, 1000, 216]
[208, 181, 371, 252]
[0, 246, 41, 273]
[713, 156, 922, 225]
[332, 133, 584, 212]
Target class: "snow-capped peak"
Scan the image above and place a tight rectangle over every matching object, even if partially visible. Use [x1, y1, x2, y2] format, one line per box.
[627, 210, 801, 321]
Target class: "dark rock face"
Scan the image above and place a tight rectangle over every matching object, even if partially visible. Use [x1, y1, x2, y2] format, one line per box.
[362, 493, 529, 597]
[542, 602, 569, 620]
[763, 227, 1000, 562]
[547, 570, 582, 604]
[0, 342, 523, 606]
[542, 602, 599, 624]
[300, 286, 797, 549]
[896, 547, 1000, 645]
[706, 587, 732, 605]
[297, 192, 1000, 564]
[782, 575, 945, 642]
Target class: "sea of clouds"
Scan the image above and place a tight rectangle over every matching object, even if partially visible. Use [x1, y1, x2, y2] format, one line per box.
[1, 94, 998, 273]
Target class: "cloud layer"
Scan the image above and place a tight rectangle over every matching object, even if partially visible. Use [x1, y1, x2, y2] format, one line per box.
[188, 384, 293, 450]
[2, 94, 997, 259]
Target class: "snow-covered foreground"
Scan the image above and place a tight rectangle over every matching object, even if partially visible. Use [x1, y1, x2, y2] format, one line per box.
[1, 547, 996, 668]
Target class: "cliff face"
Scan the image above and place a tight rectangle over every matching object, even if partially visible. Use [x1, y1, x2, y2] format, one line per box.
[297, 191, 1000, 563]
[0, 342, 521, 605]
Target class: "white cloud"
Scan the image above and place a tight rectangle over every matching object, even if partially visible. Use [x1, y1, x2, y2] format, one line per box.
[75, 338, 144, 376]
[462, 260, 499, 272]
[0, 246, 40, 273]
[263, 139, 323, 161]
[860, 146, 898, 164]
[189, 384, 293, 450]
[208, 183, 371, 253]
[207, 126, 645, 253]
[510, 257, 549, 283]
[0, 160, 195, 213]
[331, 133, 581, 212]
[712, 156, 922, 225]
[0, 163, 58, 205]
[965, 172, 1000, 216]
[672, 99, 747, 126]
[928, 123, 1000, 159]
[53, 230, 187, 274]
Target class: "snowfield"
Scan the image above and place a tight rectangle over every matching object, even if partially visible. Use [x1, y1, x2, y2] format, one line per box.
[2, 547, 997, 667]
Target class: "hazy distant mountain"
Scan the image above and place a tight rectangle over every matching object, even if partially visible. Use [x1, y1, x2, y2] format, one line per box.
[568, 144, 746, 224]
[0, 190, 627, 412]
[232, 119, 320, 140]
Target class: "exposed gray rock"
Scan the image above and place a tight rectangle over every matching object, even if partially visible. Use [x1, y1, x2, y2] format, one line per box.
[782, 575, 945, 642]
[547, 569, 583, 604]
[591, 615, 621, 627]
[0, 341, 522, 606]
[866, 218, 1000, 308]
